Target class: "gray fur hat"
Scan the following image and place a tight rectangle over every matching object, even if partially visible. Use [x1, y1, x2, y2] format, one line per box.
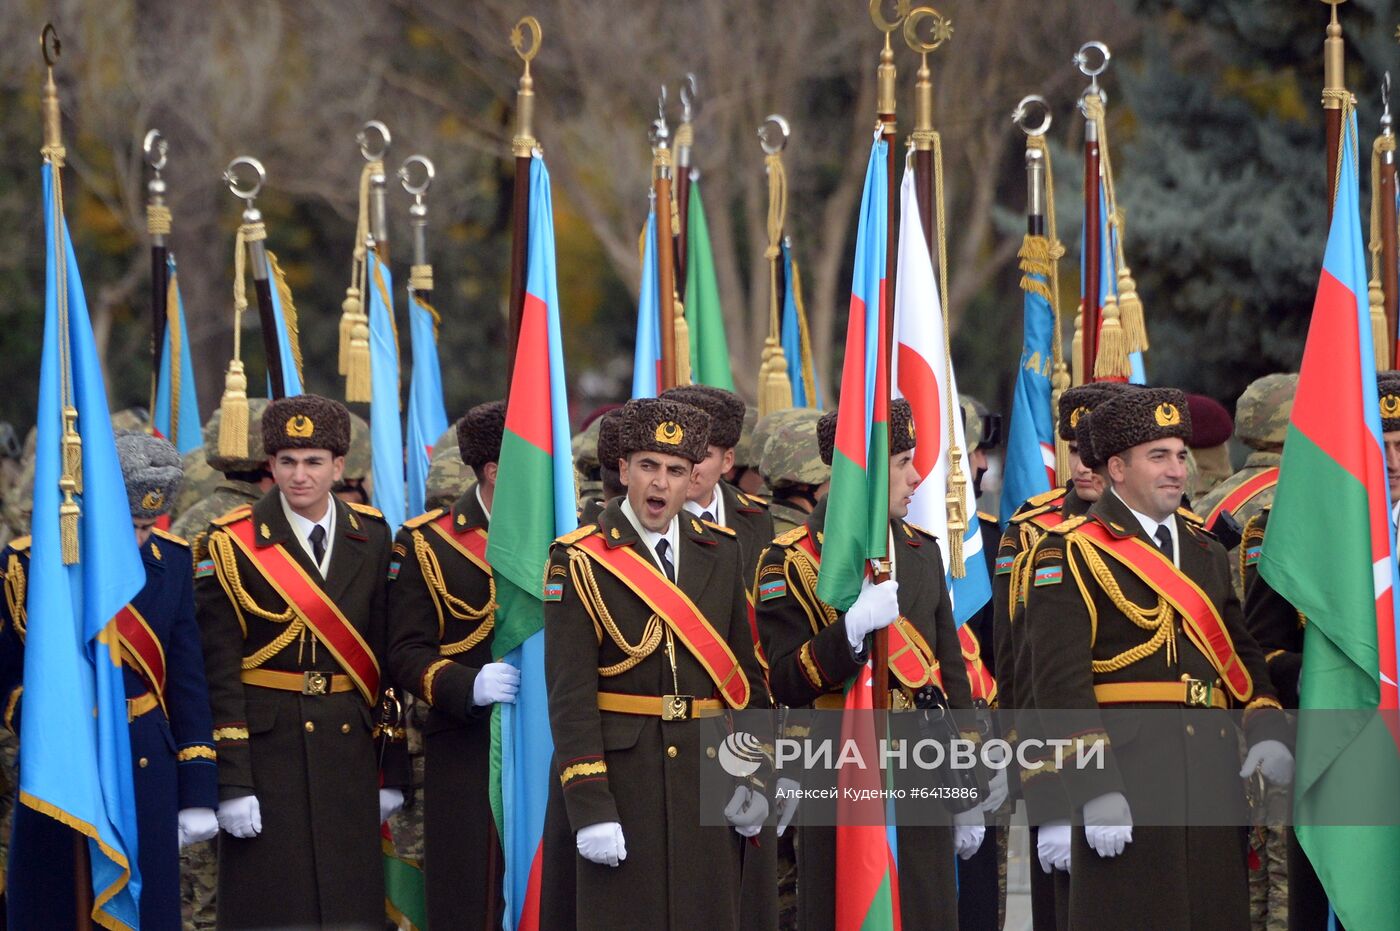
[115, 431, 183, 519]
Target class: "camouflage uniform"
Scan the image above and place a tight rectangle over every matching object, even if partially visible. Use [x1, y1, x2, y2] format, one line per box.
[171, 445, 218, 527]
[572, 417, 603, 514]
[426, 424, 473, 510]
[1192, 373, 1294, 539]
[733, 404, 771, 497]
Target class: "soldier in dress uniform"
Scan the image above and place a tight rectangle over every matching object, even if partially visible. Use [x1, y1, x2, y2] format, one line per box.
[1024, 387, 1294, 930]
[541, 397, 770, 931]
[755, 407, 830, 537]
[0, 432, 219, 930]
[388, 400, 518, 930]
[170, 400, 274, 563]
[194, 393, 409, 929]
[755, 398, 982, 930]
[581, 408, 626, 527]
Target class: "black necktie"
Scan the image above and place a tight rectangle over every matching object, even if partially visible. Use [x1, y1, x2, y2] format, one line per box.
[655, 538, 675, 582]
[309, 524, 327, 567]
[701, 510, 715, 524]
[1154, 525, 1172, 562]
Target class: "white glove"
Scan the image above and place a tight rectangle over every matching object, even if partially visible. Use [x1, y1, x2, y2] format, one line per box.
[379, 788, 405, 824]
[1240, 739, 1294, 786]
[844, 577, 900, 649]
[952, 806, 986, 860]
[725, 785, 770, 838]
[1083, 791, 1133, 858]
[775, 777, 801, 837]
[217, 795, 262, 839]
[473, 662, 521, 706]
[576, 821, 627, 867]
[1037, 820, 1072, 873]
[980, 767, 1008, 814]
[177, 807, 219, 848]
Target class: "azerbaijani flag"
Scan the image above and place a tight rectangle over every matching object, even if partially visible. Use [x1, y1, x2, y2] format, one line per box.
[816, 135, 899, 931]
[891, 164, 991, 624]
[998, 232, 1057, 524]
[683, 179, 735, 390]
[1258, 108, 1400, 930]
[631, 203, 662, 399]
[367, 249, 406, 531]
[19, 159, 145, 931]
[405, 287, 449, 519]
[815, 136, 888, 613]
[151, 255, 202, 455]
[782, 240, 824, 409]
[486, 153, 576, 931]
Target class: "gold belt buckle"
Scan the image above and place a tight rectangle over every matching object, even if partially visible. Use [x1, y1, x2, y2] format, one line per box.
[661, 694, 693, 721]
[1183, 677, 1212, 708]
[303, 672, 330, 696]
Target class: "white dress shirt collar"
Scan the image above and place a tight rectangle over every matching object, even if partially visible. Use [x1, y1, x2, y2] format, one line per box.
[476, 483, 492, 522]
[1112, 488, 1178, 566]
[621, 497, 680, 579]
[280, 492, 336, 576]
[683, 484, 725, 527]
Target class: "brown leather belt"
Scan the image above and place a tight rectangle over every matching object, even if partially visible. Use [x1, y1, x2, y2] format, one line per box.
[126, 691, 159, 722]
[812, 690, 912, 711]
[241, 669, 354, 696]
[596, 691, 723, 721]
[1095, 679, 1227, 710]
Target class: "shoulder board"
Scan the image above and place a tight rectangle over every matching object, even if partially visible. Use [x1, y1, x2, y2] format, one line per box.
[1176, 506, 1205, 526]
[211, 505, 253, 527]
[736, 493, 770, 510]
[349, 502, 385, 521]
[1183, 519, 1218, 541]
[977, 511, 997, 524]
[903, 520, 939, 541]
[1010, 501, 1057, 525]
[1047, 514, 1089, 536]
[6, 536, 30, 553]
[701, 519, 737, 537]
[401, 508, 446, 531]
[151, 527, 189, 548]
[772, 525, 809, 547]
[556, 524, 597, 546]
[1024, 487, 1068, 508]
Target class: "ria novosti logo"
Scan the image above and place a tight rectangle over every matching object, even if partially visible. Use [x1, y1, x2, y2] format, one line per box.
[717, 732, 765, 777]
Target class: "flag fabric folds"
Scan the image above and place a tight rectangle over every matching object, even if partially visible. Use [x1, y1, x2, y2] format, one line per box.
[405, 290, 449, 519]
[1258, 107, 1400, 931]
[683, 180, 735, 390]
[21, 161, 146, 931]
[631, 205, 662, 399]
[999, 240, 1057, 524]
[486, 154, 576, 931]
[891, 165, 992, 624]
[367, 250, 406, 531]
[152, 256, 202, 455]
[782, 241, 824, 409]
[815, 136, 889, 614]
[265, 254, 304, 397]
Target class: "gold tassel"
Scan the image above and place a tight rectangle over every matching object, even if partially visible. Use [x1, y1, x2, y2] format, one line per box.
[61, 406, 82, 494]
[1092, 294, 1131, 381]
[1071, 310, 1084, 387]
[1370, 277, 1391, 369]
[218, 360, 249, 458]
[339, 287, 359, 376]
[673, 298, 692, 387]
[758, 337, 793, 418]
[1116, 266, 1149, 354]
[346, 316, 373, 403]
[945, 447, 968, 578]
[59, 487, 79, 565]
[1051, 362, 1072, 483]
[58, 405, 82, 565]
[266, 251, 304, 385]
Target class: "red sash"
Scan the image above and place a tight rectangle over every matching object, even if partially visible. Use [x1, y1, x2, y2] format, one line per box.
[224, 519, 381, 704]
[116, 605, 166, 713]
[1028, 510, 1067, 532]
[794, 535, 940, 691]
[958, 625, 997, 704]
[431, 513, 491, 574]
[1076, 520, 1252, 701]
[745, 590, 768, 671]
[572, 534, 750, 709]
[1204, 467, 1279, 531]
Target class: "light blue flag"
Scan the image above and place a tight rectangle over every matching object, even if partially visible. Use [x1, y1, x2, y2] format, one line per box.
[1095, 183, 1146, 384]
[781, 241, 823, 409]
[152, 256, 203, 455]
[22, 161, 145, 930]
[631, 206, 661, 399]
[367, 250, 405, 530]
[999, 266, 1057, 525]
[405, 289, 448, 519]
[264, 254, 303, 397]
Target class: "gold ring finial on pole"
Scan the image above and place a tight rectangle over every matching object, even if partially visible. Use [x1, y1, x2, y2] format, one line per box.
[903, 7, 952, 54]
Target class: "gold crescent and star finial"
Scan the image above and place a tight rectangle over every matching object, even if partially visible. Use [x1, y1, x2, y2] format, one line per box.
[511, 16, 542, 71]
[903, 7, 952, 55]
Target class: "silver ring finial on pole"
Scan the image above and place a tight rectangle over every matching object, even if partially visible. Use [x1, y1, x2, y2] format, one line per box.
[1012, 95, 1052, 137]
[357, 120, 391, 162]
[758, 115, 790, 155]
[224, 156, 265, 203]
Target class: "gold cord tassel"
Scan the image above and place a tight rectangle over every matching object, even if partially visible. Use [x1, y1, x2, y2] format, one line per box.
[945, 447, 968, 578]
[338, 289, 356, 376]
[759, 337, 793, 417]
[1115, 266, 1149, 354]
[759, 150, 793, 417]
[218, 222, 253, 458]
[1071, 310, 1084, 387]
[61, 406, 82, 494]
[1093, 294, 1131, 381]
[1369, 132, 1394, 370]
[59, 486, 79, 564]
[58, 406, 82, 564]
[1051, 363, 1072, 483]
[266, 251, 304, 385]
[342, 163, 376, 398]
[673, 298, 692, 386]
[1371, 277, 1391, 369]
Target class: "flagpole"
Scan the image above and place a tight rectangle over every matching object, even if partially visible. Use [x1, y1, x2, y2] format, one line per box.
[1322, 0, 1347, 223]
[401, 153, 436, 323]
[145, 130, 169, 419]
[651, 93, 680, 391]
[1076, 43, 1107, 384]
[1379, 78, 1398, 364]
[758, 115, 795, 416]
[507, 16, 542, 398]
[674, 74, 697, 290]
[222, 159, 285, 401]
